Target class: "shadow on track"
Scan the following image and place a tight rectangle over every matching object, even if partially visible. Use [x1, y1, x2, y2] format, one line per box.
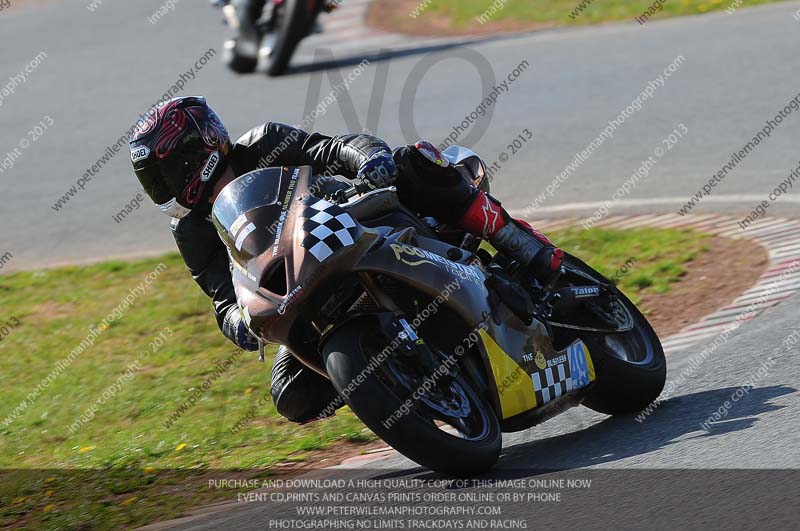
[275, 31, 531, 76]
[495, 385, 795, 473]
[293, 43, 480, 75]
[367, 385, 795, 481]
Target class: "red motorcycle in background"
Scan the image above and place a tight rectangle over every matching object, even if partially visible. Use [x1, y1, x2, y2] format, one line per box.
[216, 0, 337, 76]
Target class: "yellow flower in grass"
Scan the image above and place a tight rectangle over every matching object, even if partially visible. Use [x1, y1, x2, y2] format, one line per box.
[78, 446, 95, 453]
[121, 496, 138, 506]
[45, 490, 54, 497]
[143, 466, 156, 474]
[175, 443, 187, 452]
[43, 504, 56, 513]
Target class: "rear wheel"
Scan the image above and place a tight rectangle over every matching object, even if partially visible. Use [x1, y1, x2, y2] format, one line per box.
[550, 255, 666, 414]
[578, 296, 665, 414]
[322, 317, 502, 475]
[265, 0, 315, 76]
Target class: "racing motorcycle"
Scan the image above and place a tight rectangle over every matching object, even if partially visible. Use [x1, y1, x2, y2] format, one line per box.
[216, 0, 335, 76]
[212, 147, 666, 474]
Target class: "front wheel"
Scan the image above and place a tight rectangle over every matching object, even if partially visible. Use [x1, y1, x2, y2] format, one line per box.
[322, 318, 502, 475]
[223, 39, 258, 73]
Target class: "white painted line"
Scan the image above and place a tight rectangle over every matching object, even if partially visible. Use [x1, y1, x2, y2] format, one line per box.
[510, 195, 800, 217]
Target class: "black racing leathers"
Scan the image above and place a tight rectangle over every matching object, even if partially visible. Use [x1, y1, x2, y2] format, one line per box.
[171, 122, 393, 352]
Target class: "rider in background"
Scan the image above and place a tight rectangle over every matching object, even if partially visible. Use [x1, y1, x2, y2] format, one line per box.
[129, 96, 562, 423]
[230, 0, 265, 61]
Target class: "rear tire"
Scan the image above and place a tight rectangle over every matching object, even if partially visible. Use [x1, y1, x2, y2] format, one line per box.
[266, 0, 314, 76]
[553, 255, 666, 415]
[322, 318, 502, 475]
[580, 292, 666, 415]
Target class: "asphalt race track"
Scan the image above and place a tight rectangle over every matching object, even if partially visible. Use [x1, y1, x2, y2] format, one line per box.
[1, 1, 799, 529]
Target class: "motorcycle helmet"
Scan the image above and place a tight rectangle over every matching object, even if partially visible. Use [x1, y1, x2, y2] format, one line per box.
[130, 96, 231, 218]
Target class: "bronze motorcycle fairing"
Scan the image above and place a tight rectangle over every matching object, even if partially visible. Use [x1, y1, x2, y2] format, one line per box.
[212, 165, 597, 431]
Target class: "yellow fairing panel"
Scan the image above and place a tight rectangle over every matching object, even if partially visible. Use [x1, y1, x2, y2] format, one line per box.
[479, 329, 537, 419]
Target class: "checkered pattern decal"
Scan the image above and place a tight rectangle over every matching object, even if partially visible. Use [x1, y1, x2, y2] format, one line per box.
[301, 199, 359, 262]
[532, 362, 572, 405]
[531, 342, 593, 405]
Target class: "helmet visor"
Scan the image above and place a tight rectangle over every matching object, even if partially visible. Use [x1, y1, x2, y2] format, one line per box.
[135, 162, 192, 218]
[134, 162, 174, 206]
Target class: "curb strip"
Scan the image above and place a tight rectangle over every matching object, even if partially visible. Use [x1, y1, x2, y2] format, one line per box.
[529, 214, 800, 355]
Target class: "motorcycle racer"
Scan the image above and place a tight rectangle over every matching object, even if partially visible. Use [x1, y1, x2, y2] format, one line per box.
[129, 96, 562, 423]
[230, 0, 265, 62]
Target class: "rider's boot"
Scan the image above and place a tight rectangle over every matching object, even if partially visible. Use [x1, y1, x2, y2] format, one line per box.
[410, 141, 564, 286]
[458, 191, 564, 286]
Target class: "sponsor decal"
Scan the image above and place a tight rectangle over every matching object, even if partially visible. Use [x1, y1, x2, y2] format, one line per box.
[572, 286, 600, 299]
[531, 357, 570, 406]
[301, 199, 359, 262]
[480, 200, 501, 238]
[272, 168, 300, 256]
[200, 151, 220, 182]
[547, 353, 567, 369]
[230, 255, 256, 282]
[534, 351, 547, 370]
[277, 285, 303, 315]
[230, 213, 248, 238]
[235, 222, 256, 251]
[389, 243, 483, 285]
[528, 341, 595, 406]
[130, 145, 150, 163]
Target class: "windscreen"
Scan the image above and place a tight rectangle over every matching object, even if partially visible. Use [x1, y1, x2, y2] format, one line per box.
[212, 168, 284, 232]
[212, 168, 286, 265]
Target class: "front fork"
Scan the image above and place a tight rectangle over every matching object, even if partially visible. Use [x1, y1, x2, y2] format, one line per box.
[358, 274, 455, 379]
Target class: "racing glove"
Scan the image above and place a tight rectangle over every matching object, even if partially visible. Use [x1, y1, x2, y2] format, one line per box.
[356, 151, 398, 190]
[222, 305, 260, 352]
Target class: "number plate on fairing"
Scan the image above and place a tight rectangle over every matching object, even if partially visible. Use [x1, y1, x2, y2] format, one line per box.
[481, 328, 596, 419]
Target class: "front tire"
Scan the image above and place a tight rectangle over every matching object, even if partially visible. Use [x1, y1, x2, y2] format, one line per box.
[322, 318, 502, 475]
[223, 39, 258, 73]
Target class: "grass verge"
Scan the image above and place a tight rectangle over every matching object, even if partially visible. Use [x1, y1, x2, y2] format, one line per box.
[369, 0, 788, 35]
[0, 226, 707, 529]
